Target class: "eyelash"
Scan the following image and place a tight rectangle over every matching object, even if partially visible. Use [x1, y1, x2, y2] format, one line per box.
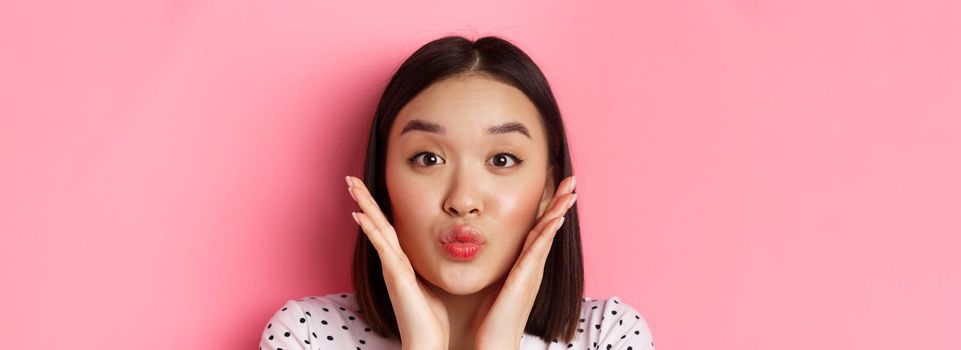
[406, 150, 525, 168]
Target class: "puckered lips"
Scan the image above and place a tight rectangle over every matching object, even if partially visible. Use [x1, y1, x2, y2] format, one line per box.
[440, 224, 486, 261]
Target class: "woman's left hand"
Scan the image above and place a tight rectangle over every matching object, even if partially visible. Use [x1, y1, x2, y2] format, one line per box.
[473, 175, 577, 350]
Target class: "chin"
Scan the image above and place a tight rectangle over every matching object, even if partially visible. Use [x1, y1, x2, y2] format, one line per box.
[436, 283, 486, 296]
[426, 265, 495, 296]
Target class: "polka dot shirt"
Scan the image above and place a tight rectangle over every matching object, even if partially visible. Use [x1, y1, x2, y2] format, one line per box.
[259, 292, 654, 350]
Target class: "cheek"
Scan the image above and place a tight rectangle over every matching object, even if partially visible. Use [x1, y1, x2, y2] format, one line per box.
[488, 177, 546, 234]
[392, 193, 437, 233]
[385, 164, 439, 242]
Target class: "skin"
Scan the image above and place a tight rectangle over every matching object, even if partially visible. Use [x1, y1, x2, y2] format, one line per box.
[347, 75, 577, 350]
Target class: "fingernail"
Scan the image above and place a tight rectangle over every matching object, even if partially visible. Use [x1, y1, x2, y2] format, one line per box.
[567, 194, 577, 209]
[351, 212, 358, 223]
[568, 176, 576, 192]
[556, 217, 566, 231]
[345, 176, 352, 188]
[348, 186, 357, 201]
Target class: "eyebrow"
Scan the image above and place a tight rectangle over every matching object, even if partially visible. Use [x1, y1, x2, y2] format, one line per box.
[399, 119, 532, 139]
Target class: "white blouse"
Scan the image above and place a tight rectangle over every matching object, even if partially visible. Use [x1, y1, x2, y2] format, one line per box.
[259, 292, 655, 350]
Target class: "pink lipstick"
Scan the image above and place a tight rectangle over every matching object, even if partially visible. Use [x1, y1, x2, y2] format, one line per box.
[440, 224, 486, 261]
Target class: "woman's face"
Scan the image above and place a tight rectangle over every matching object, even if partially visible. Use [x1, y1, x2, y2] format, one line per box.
[385, 75, 554, 296]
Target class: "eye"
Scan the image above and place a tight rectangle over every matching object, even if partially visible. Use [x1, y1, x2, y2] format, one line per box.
[408, 151, 446, 167]
[487, 152, 524, 168]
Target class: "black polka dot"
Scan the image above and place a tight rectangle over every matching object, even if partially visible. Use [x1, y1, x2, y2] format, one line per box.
[323, 308, 329, 312]
[612, 310, 618, 315]
[321, 320, 328, 325]
[327, 335, 334, 341]
[595, 324, 601, 330]
[342, 325, 349, 330]
[299, 318, 306, 323]
[305, 311, 311, 317]
[284, 332, 290, 337]
[282, 307, 287, 311]
[268, 335, 274, 340]
[607, 344, 613, 350]
[359, 340, 366, 344]
[348, 315, 355, 320]
[267, 323, 272, 329]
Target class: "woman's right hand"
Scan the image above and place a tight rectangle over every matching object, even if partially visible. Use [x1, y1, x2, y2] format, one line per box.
[346, 176, 449, 350]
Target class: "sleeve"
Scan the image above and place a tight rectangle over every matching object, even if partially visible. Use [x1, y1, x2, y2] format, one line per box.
[259, 299, 314, 350]
[595, 296, 656, 350]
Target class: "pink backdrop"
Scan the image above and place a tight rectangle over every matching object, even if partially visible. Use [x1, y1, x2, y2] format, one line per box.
[2, 0, 959, 349]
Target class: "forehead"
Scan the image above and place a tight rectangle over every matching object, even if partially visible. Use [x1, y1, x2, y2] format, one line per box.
[391, 75, 544, 139]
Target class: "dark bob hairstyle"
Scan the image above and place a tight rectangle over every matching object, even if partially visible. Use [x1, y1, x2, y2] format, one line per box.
[351, 35, 583, 343]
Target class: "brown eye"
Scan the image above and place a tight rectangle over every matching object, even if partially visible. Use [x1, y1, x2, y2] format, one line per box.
[408, 152, 445, 167]
[487, 153, 523, 168]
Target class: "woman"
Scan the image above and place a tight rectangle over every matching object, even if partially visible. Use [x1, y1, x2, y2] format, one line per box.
[259, 35, 654, 350]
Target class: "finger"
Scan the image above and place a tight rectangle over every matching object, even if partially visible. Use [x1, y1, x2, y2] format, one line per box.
[536, 176, 576, 221]
[352, 201, 402, 252]
[533, 192, 576, 235]
[353, 211, 392, 256]
[356, 212, 420, 297]
[503, 216, 565, 298]
[518, 216, 565, 275]
[346, 176, 392, 231]
[533, 174, 576, 225]
[346, 176, 404, 252]
[554, 175, 576, 197]
[523, 192, 575, 252]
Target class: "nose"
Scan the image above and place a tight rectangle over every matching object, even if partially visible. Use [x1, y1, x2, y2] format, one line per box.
[443, 174, 483, 218]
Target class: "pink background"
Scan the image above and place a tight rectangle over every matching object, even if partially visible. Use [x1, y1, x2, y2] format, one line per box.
[2, 0, 959, 349]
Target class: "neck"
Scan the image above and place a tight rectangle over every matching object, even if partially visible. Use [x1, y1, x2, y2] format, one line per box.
[428, 279, 505, 350]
